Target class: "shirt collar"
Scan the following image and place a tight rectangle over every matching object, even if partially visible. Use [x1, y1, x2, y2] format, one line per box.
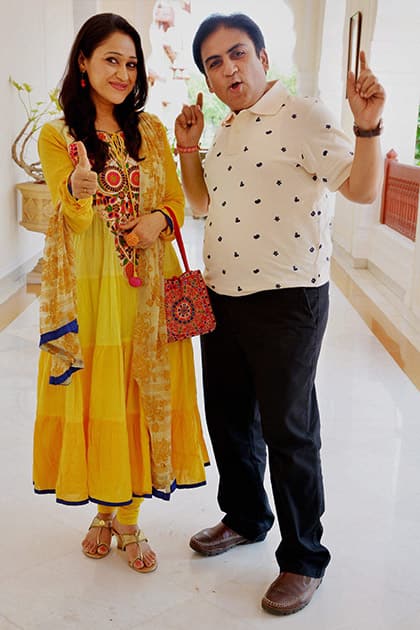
[222, 80, 289, 126]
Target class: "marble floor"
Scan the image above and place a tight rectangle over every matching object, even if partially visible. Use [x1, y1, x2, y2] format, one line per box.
[1, 217, 420, 630]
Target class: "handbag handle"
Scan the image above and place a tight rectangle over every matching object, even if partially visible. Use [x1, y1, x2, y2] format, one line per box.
[163, 206, 191, 272]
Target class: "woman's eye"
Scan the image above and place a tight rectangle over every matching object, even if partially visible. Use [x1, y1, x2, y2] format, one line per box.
[127, 62, 137, 70]
[106, 57, 118, 64]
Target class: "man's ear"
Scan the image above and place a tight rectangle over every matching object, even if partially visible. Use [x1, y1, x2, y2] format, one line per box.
[205, 74, 214, 94]
[260, 48, 269, 73]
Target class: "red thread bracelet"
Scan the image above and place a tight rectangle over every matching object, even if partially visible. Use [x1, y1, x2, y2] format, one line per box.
[176, 145, 199, 154]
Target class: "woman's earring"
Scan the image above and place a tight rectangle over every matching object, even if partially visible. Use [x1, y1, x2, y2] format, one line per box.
[80, 71, 87, 88]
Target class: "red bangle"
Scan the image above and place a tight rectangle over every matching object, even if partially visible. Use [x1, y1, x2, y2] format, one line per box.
[176, 144, 199, 154]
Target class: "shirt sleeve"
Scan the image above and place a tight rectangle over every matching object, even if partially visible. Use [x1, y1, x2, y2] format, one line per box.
[300, 99, 354, 192]
[38, 122, 94, 234]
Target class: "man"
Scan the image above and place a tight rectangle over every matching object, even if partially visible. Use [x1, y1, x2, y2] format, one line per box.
[175, 13, 385, 616]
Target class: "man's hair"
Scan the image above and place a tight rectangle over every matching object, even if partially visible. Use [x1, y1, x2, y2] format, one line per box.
[192, 13, 266, 75]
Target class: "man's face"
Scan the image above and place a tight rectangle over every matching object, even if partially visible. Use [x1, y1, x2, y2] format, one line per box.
[201, 26, 269, 112]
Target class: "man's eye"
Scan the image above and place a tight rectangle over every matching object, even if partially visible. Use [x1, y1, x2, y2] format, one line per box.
[209, 60, 221, 69]
[233, 50, 246, 58]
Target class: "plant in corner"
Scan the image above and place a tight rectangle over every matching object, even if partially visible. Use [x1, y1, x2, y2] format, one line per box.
[10, 78, 62, 282]
[9, 77, 61, 182]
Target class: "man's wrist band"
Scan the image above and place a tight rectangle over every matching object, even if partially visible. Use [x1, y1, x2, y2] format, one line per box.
[353, 118, 383, 137]
[175, 145, 200, 154]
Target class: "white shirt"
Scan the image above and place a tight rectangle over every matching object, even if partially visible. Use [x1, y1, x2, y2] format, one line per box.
[202, 81, 354, 296]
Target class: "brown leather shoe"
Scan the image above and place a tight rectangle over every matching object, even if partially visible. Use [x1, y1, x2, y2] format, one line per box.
[261, 572, 322, 616]
[189, 522, 259, 556]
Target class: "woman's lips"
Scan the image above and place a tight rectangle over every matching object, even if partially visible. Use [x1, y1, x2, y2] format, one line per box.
[110, 82, 129, 91]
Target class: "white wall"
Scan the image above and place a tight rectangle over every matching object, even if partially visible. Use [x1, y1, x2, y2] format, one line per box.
[321, 0, 420, 326]
[1, 0, 74, 301]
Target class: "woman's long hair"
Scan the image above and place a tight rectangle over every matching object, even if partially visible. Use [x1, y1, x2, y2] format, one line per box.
[60, 13, 148, 172]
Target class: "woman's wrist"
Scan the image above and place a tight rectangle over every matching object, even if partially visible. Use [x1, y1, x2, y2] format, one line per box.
[151, 208, 173, 233]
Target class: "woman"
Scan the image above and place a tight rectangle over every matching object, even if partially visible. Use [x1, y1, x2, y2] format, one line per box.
[34, 12, 208, 574]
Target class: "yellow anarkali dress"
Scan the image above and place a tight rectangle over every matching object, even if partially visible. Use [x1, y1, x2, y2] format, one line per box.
[33, 114, 209, 505]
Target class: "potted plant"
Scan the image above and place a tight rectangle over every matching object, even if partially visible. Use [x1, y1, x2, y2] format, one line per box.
[10, 77, 60, 235]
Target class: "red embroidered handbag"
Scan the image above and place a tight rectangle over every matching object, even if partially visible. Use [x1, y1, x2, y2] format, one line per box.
[164, 209, 216, 343]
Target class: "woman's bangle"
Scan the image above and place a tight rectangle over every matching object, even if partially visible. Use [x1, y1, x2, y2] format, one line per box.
[151, 208, 174, 233]
[175, 144, 200, 154]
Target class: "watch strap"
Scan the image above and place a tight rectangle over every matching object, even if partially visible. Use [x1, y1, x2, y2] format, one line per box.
[353, 119, 383, 137]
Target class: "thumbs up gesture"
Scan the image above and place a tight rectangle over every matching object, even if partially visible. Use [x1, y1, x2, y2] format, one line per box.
[70, 141, 97, 199]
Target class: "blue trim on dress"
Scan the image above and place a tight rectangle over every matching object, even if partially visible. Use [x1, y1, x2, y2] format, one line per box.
[56, 497, 90, 506]
[48, 365, 81, 385]
[34, 476, 208, 505]
[39, 319, 79, 345]
[89, 496, 133, 507]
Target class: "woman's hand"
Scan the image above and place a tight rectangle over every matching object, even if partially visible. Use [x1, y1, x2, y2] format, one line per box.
[120, 212, 167, 249]
[175, 92, 204, 149]
[70, 141, 97, 199]
[347, 51, 386, 130]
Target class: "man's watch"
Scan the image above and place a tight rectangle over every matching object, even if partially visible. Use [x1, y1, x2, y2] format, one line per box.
[353, 118, 383, 137]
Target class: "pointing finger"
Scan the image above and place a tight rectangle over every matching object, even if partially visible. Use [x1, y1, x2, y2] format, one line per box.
[196, 92, 203, 109]
[359, 50, 367, 73]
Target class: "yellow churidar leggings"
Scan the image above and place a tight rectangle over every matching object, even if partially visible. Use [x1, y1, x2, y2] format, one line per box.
[97, 498, 143, 525]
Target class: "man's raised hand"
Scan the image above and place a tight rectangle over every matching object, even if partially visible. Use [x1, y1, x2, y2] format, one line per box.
[175, 92, 204, 150]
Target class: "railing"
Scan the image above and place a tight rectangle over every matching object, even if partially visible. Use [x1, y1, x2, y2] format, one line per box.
[380, 149, 420, 241]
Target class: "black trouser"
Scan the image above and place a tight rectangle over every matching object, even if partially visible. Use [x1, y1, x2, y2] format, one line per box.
[201, 284, 330, 578]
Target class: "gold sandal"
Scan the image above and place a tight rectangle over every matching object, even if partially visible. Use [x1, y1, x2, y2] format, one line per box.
[112, 527, 157, 573]
[82, 516, 113, 559]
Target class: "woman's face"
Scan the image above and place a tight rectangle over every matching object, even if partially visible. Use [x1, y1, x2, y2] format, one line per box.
[80, 31, 138, 110]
